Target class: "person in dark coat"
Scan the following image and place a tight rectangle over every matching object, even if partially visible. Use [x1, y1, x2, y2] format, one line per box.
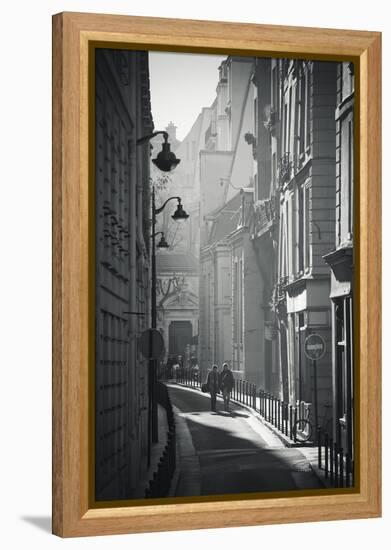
[220, 362, 234, 411]
[206, 365, 220, 412]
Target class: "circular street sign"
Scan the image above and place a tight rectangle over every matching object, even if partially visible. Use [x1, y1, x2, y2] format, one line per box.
[304, 333, 326, 361]
[139, 328, 165, 360]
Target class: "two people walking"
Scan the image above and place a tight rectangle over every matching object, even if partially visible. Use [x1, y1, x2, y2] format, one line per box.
[206, 363, 234, 412]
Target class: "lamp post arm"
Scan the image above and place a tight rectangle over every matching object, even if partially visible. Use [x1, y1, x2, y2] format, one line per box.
[155, 196, 181, 216]
[136, 131, 168, 145]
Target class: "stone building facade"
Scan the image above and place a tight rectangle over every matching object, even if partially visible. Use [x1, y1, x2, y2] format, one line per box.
[156, 253, 199, 361]
[199, 56, 255, 379]
[197, 56, 354, 449]
[271, 60, 338, 432]
[323, 62, 355, 457]
[95, 49, 153, 500]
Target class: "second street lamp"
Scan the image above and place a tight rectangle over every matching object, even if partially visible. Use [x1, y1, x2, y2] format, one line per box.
[171, 199, 190, 222]
[150, 189, 189, 443]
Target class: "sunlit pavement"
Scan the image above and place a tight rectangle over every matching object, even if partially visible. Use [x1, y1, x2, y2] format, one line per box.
[167, 384, 325, 497]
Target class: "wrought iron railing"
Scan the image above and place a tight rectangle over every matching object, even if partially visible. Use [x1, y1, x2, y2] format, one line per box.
[317, 428, 354, 488]
[164, 366, 354, 488]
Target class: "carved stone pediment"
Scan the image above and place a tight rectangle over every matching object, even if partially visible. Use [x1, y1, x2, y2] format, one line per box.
[161, 289, 199, 310]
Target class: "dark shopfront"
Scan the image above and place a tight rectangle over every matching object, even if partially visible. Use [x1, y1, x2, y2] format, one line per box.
[325, 247, 354, 460]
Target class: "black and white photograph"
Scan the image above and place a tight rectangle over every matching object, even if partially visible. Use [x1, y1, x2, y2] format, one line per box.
[94, 48, 355, 502]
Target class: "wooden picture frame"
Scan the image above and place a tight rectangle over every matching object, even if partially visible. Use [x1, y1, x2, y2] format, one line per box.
[52, 11, 381, 537]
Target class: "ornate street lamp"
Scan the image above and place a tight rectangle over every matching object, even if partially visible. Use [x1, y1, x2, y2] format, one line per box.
[137, 130, 180, 172]
[171, 199, 190, 222]
[149, 190, 189, 444]
[153, 231, 170, 249]
[136, 129, 181, 458]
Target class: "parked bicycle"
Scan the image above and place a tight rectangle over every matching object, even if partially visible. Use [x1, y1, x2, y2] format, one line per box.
[293, 401, 312, 443]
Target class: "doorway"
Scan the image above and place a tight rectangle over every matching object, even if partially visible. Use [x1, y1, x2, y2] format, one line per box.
[169, 321, 193, 357]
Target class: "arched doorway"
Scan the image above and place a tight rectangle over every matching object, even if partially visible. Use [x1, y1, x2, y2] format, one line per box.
[169, 321, 193, 357]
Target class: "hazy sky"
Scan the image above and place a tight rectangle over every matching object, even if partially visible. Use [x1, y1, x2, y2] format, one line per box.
[149, 51, 226, 141]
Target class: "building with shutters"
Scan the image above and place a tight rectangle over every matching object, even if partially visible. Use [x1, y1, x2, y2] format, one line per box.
[95, 49, 153, 500]
[266, 59, 338, 432]
[323, 62, 355, 458]
[247, 57, 356, 452]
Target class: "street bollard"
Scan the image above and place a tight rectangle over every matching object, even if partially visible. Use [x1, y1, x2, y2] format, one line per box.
[346, 453, 351, 488]
[329, 437, 334, 483]
[285, 403, 289, 436]
[293, 407, 297, 442]
[334, 442, 339, 487]
[339, 448, 344, 488]
[325, 433, 329, 478]
[318, 427, 322, 469]
[273, 396, 277, 426]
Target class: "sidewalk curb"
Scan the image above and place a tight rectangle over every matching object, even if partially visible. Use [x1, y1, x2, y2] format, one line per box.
[167, 394, 202, 497]
[171, 382, 328, 488]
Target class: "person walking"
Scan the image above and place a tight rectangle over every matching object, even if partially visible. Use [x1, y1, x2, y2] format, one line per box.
[172, 357, 180, 382]
[206, 365, 220, 412]
[220, 362, 234, 411]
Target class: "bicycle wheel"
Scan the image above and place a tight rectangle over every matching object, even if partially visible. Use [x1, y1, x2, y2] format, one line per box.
[293, 419, 312, 443]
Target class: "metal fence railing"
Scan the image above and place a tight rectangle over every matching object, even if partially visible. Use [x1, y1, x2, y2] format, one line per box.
[316, 427, 354, 488]
[160, 366, 354, 488]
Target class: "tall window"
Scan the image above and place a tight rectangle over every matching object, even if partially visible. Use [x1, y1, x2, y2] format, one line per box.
[287, 88, 292, 155]
[287, 196, 293, 277]
[238, 258, 243, 345]
[297, 186, 304, 273]
[340, 112, 354, 243]
[305, 68, 311, 151]
[304, 185, 310, 269]
[348, 118, 354, 238]
[298, 68, 305, 156]
[283, 103, 288, 155]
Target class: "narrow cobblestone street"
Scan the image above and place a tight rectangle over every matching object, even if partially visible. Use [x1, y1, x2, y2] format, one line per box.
[168, 385, 324, 497]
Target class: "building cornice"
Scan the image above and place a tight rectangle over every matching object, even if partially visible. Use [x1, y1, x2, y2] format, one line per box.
[323, 245, 353, 282]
